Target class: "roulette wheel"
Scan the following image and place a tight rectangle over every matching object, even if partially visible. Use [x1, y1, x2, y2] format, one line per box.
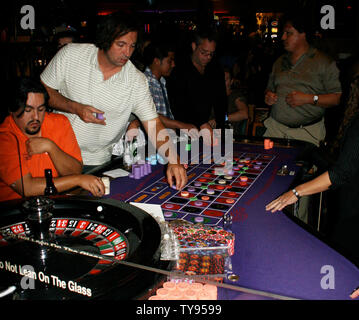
[0, 196, 171, 300]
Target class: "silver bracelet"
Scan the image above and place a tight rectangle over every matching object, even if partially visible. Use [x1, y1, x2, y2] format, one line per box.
[292, 188, 301, 199]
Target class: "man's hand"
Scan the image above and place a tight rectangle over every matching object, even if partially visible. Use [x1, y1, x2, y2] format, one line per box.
[166, 163, 187, 190]
[142, 117, 188, 190]
[25, 137, 82, 175]
[285, 91, 311, 107]
[182, 123, 199, 139]
[75, 103, 106, 125]
[26, 137, 53, 157]
[264, 90, 278, 106]
[208, 119, 216, 129]
[126, 119, 140, 141]
[200, 122, 213, 146]
[78, 175, 106, 197]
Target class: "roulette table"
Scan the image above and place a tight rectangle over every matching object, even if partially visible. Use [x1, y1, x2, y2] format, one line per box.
[1, 137, 359, 300]
[104, 138, 359, 300]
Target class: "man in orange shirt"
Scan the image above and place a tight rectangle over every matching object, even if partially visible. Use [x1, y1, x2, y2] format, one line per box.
[0, 77, 105, 202]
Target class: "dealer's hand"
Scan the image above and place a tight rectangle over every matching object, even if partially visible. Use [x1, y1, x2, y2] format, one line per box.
[265, 190, 299, 213]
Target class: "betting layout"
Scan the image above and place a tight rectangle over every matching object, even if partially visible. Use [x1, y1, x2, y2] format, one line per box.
[125, 151, 276, 225]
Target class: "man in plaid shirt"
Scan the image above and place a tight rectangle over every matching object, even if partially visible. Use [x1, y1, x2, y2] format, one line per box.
[127, 42, 198, 138]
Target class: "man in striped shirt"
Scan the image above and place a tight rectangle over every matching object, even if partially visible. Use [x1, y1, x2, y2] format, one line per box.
[40, 12, 187, 190]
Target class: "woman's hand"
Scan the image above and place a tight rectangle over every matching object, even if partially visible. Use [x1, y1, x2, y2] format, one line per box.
[265, 190, 298, 213]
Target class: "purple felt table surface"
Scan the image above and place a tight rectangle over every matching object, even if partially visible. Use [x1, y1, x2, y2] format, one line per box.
[107, 142, 359, 300]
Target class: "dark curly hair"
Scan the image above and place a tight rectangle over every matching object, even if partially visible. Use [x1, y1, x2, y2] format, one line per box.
[95, 11, 140, 52]
[6, 77, 49, 118]
[143, 42, 175, 67]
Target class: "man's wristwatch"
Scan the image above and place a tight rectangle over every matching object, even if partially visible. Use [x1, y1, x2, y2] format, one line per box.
[313, 95, 319, 105]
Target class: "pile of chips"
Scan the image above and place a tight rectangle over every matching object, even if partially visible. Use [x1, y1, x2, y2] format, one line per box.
[169, 220, 235, 255]
[175, 252, 225, 276]
[169, 220, 235, 276]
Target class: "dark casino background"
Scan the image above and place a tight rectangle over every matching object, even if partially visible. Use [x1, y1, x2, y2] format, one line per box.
[1, 0, 359, 303]
[1, 0, 358, 76]
[0, 0, 358, 127]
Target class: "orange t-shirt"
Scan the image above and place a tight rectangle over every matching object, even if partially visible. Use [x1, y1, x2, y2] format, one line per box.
[0, 113, 82, 201]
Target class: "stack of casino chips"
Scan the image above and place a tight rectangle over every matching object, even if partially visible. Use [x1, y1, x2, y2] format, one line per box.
[129, 161, 152, 179]
[148, 281, 217, 300]
[175, 251, 225, 276]
[169, 222, 235, 257]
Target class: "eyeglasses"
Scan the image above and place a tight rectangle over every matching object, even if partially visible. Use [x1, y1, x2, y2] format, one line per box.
[198, 48, 215, 57]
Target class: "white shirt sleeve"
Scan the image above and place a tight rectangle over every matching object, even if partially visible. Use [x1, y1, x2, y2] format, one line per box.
[131, 71, 159, 122]
[40, 44, 70, 90]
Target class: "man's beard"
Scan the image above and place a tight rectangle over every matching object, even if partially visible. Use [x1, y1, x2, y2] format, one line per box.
[25, 121, 41, 135]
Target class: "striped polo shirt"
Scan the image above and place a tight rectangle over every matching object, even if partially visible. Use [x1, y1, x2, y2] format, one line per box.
[41, 43, 158, 165]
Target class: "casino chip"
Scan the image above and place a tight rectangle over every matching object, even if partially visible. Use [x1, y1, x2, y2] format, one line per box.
[181, 191, 190, 197]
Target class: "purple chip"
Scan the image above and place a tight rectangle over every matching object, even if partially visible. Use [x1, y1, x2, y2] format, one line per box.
[146, 162, 152, 173]
[133, 166, 141, 179]
[140, 164, 144, 176]
[96, 113, 105, 120]
[143, 163, 149, 175]
[194, 216, 204, 223]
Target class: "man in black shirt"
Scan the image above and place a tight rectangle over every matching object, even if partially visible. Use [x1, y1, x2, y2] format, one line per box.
[167, 29, 227, 134]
